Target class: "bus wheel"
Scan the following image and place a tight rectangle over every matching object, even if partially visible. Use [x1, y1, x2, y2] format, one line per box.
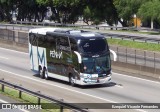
[40, 69, 45, 79]
[45, 71, 49, 80]
[69, 75, 75, 86]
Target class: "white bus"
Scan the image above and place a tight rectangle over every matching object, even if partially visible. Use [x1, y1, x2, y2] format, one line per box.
[29, 28, 116, 86]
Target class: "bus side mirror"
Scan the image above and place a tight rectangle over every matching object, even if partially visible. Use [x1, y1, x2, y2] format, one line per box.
[109, 49, 117, 61]
[74, 51, 82, 64]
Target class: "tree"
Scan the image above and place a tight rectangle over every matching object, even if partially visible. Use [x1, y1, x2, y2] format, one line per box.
[138, 0, 160, 29]
[113, 0, 146, 27]
[83, 0, 118, 26]
[52, 0, 84, 24]
[83, 6, 93, 25]
[0, 0, 13, 21]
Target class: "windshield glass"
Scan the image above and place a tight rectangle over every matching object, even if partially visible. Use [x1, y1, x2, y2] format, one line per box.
[81, 55, 111, 74]
[79, 39, 108, 54]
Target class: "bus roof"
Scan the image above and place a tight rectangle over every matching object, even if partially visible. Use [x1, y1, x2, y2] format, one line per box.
[29, 28, 59, 35]
[47, 29, 105, 40]
[29, 28, 105, 40]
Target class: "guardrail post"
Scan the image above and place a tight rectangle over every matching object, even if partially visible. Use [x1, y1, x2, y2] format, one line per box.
[37, 91, 41, 105]
[135, 49, 136, 64]
[60, 99, 64, 112]
[1, 84, 4, 92]
[154, 52, 155, 69]
[126, 48, 127, 63]
[117, 47, 119, 61]
[19, 90, 22, 99]
[144, 51, 146, 66]
[38, 97, 41, 105]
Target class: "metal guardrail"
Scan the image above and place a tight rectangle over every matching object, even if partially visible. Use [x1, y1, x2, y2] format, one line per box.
[105, 33, 160, 44]
[110, 46, 160, 70]
[0, 28, 160, 69]
[0, 79, 88, 112]
[1, 21, 160, 44]
[11, 20, 160, 32]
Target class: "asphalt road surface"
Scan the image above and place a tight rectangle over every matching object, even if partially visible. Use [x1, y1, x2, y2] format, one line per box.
[0, 47, 160, 112]
[0, 94, 30, 112]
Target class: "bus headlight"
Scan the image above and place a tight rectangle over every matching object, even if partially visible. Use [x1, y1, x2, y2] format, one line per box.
[80, 73, 84, 78]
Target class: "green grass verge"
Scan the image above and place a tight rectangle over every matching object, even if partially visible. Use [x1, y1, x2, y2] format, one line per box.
[107, 38, 160, 52]
[0, 85, 69, 112]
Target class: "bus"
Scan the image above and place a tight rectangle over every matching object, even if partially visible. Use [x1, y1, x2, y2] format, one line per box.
[29, 28, 116, 86]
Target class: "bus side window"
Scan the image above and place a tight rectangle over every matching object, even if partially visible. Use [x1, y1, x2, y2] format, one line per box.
[38, 35, 47, 47]
[59, 36, 70, 52]
[29, 34, 37, 46]
[46, 35, 56, 48]
[70, 38, 78, 51]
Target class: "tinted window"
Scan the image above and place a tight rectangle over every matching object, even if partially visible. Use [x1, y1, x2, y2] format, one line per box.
[46, 35, 56, 48]
[70, 38, 78, 51]
[29, 33, 37, 46]
[38, 34, 47, 47]
[57, 36, 71, 52]
[79, 39, 108, 53]
[81, 55, 111, 74]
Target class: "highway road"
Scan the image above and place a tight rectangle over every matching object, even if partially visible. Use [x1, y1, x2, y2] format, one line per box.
[0, 94, 30, 112]
[0, 47, 160, 112]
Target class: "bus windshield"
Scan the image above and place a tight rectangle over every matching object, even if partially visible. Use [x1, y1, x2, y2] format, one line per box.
[81, 55, 111, 74]
[79, 39, 108, 54]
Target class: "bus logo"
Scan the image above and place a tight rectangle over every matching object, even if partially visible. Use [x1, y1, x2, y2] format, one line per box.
[50, 50, 63, 59]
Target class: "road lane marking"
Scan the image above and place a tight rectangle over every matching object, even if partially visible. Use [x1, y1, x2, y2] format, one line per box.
[0, 99, 29, 112]
[113, 72, 160, 85]
[115, 84, 123, 89]
[0, 99, 8, 103]
[0, 68, 117, 103]
[1, 47, 159, 85]
[0, 47, 28, 55]
[0, 68, 146, 112]
[0, 56, 9, 60]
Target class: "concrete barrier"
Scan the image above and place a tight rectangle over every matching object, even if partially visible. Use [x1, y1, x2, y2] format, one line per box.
[0, 39, 28, 53]
[112, 61, 160, 80]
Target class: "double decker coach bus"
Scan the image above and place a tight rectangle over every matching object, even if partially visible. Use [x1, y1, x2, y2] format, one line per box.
[29, 28, 116, 86]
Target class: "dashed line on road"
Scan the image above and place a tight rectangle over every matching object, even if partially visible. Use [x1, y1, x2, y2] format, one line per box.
[1, 47, 159, 85]
[0, 56, 9, 60]
[0, 47, 28, 55]
[115, 84, 123, 88]
[0, 68, 147, 112]
[113, 72, 160, 85]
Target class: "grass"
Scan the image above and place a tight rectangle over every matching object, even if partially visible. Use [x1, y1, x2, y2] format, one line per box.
[107, 38, 160, 52]
[0, 85, 70, 112]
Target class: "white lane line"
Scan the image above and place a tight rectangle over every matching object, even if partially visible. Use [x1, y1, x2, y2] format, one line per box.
[0, 47, 160, 85]
[115, 85, 123, 89]
[0, 47, 28, 55]
[0, 68, 146, 112]
[0, 99, 8, 103]
[0, 68, 117, 103]
[0, 56, 9, 60]
[0, 99, 29, 112]
[113, 72, 160, 85]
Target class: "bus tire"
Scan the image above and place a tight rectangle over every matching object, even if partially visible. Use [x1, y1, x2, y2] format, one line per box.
[40, 69, 45, 79]
[45, 71, 49, 80]
[69, 74, 75, 87]
[38, 66, 42, 77]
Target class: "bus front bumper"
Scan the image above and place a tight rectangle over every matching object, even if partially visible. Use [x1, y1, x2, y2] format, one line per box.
[75, 74, 111, 85]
